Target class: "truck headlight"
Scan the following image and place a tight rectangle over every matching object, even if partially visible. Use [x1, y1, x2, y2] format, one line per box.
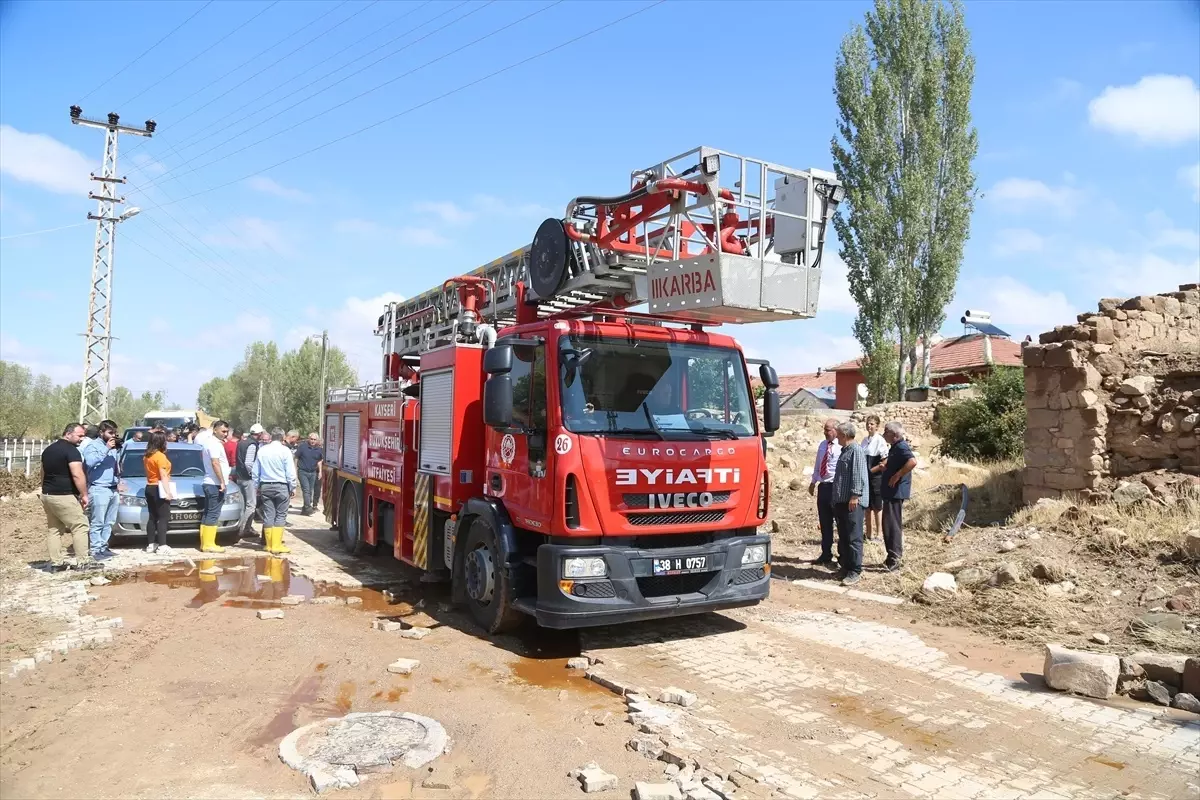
[119, 495, 146, 507]
[563, 557, 607, 578]
[741, 545, 767, 566]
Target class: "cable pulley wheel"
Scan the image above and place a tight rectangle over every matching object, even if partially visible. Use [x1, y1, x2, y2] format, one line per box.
[529, 218, 570, 299]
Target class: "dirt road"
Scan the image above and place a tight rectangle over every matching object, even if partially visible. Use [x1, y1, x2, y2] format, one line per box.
[1, 500, 1196, 799]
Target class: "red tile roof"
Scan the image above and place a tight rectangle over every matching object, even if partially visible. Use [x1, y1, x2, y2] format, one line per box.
[751, 371, 834, 396]
[826, 335, 1022, 375]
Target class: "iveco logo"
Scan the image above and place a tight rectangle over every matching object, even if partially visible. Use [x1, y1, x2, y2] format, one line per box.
[647, 492, 715, 509]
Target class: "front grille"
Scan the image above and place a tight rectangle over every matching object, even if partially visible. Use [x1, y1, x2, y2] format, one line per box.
[632, 533, 715, 549]
[572, 581, 616, 598]
[637, 572, 715, 597]
[623, 492, 731, 509]
[167, 520, 202, 530]
[626, 510, 726, 526]
[733, 567, 766, 585]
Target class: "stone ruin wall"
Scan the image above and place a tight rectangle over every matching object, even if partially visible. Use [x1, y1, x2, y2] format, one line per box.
[851, 401, 938, 437]
[1022, 283, 1200, 503]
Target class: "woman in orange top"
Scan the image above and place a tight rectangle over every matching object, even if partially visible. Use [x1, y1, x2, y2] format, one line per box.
[143, 430, 174, 554]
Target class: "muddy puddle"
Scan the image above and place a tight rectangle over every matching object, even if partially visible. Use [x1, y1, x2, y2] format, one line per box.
[111, 556, 437, 612]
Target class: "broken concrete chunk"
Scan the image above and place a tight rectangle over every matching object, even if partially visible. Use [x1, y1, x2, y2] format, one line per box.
[635, 781, 683, 800]
[308, 766, 359, 793]
[199, 566, 223, 575]
[566, 657, 590, 670]
[627, 737, 665, 758]
[921, 572, 957, 596]
[1043, 644, 1119, 699]
[89, 576, 110, 586]
[373, 619, 403, 632]
[310, 596, 340, 605]
[280, 595, 304, 605]
[1130, 651, 1188, 687]
[345, 596, 363, 605]
[257, 609, 284, 620]
[1089, 633, 1111, 645]
[578, 766, 619, 793]
[659, 687, 697, 708]
[399, 627, 430, 640]
[659, 748, 689, 768]
[1118, 375, 1155, 396]
[386, 658, 420, 675]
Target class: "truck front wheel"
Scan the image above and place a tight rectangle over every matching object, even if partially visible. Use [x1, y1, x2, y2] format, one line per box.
[462, 517, 522, 634]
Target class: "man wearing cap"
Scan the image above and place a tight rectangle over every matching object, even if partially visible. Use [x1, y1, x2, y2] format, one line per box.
[235, 423, 265, 539]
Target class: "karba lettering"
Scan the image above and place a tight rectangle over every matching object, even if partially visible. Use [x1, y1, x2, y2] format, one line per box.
[650, 269, 717, 300]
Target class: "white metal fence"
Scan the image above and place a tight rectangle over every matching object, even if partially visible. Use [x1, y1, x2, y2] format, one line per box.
[1, 439, 49, 476]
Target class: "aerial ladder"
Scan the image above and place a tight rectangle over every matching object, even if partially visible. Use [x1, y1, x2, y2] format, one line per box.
[374, 146, 843, 382]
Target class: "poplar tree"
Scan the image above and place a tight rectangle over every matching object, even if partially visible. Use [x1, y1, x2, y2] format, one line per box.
[831, 0, 978, 400]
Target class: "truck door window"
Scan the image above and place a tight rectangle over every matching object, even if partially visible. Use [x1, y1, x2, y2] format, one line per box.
[510, 345, 546, 431]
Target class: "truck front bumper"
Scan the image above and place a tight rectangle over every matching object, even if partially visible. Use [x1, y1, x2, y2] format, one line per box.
[532, 535, 770, 629]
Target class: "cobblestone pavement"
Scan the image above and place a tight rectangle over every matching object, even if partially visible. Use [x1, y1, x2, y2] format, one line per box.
[582, 605, 1199, 800]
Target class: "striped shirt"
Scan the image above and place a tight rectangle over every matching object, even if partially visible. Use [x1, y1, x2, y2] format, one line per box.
[832, 441, 869, 505]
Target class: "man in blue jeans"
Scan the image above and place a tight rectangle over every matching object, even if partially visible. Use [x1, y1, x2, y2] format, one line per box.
[197, 420, 231, 553]
[81, 419, 122, 561]
[294, 432, 324, 516]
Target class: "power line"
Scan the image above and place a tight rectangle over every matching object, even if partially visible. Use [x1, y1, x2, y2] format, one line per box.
[118, 1, 282, 108]
[164, 0, 447, 154]
[0, 222, 91, 241]
[77, 0, 215, 104]
[140, 1, 667, 216]
[122, 1, 354, 159]
[142, 0, 562, 192]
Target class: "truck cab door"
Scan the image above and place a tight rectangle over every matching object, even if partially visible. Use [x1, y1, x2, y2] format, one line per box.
[491, 343, 551, 532]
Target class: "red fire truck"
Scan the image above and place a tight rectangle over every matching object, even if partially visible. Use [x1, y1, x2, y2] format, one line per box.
[321, 147, 843, 632]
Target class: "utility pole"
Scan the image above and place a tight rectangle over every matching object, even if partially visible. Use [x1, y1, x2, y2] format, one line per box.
[70, 106, 155, 423]
[311, 331, 328, 433]
[256, 380, 264, 425]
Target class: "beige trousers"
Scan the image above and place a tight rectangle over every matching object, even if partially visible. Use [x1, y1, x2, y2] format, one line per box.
[41, 494, 90, 565]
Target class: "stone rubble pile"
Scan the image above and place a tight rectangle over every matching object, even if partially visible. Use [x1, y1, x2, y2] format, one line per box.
[2, 572, 124, 677]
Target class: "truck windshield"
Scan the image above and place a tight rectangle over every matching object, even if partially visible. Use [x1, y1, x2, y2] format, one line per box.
[559, 335, 756, 439]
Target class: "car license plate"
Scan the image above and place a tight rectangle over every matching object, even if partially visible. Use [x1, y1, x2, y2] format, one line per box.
[174, 512, 200, 521]
[652, 555, 709, 575]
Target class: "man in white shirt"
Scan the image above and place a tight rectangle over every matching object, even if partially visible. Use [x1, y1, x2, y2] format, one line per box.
[198, 419, 231, 553]
[255, 428, 298, 555]
[807, 418, 842, 567]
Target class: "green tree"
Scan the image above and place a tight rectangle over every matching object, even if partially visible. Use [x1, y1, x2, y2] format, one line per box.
[279, 340, 357, 434]
[935, 367, 1025, 461]
[831, 0, 978, 399]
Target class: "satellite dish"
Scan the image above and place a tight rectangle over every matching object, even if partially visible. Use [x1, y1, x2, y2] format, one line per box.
[856, 383, 869, 400]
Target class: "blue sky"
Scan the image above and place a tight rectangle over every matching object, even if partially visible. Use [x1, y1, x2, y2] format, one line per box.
[2, 0, 1198, 406]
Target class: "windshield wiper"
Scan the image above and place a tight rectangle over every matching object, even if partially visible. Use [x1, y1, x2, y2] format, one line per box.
[595, 427, 664, 439]
[691, 428, 741, 440]
[639, 402, 667, 441]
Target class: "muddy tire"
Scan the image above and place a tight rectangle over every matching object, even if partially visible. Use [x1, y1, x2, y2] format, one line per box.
[461, 517, 522, 634]
[338, 485, 373, 556]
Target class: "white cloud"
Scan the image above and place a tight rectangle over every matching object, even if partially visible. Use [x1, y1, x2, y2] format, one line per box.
[0, 125, 94, 195]
[0, 333, 77, 385]
[206, 217, 292, 254]
[1079, 247, 1200, 298]
[234, 312, 273, 339]
[1087, 75, 1200, 145]
[815, 250, 859, 314]
[471, 194, 556, 220]
[736, 322, 861, 376]
[992, 228, 1045, 257]
[284, 292, 406, 382]
[987, 178, 1081, 215]
[1181, 163, 1200, 202]
[244, 175, 311, 202]
[413, 201, 473, 225]
[334, 218, 448, 247]
[961, 275, 1077, 332]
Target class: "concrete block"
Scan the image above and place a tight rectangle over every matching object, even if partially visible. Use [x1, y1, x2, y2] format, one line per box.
[373, 619, 403, 632]
[387, 658, 420, 675]
[258, 609, 285, 620]
[399, 627, 430, 640]
[635, 782, 683, 800]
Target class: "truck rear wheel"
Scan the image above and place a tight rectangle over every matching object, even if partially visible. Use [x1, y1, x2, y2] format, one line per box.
[462, 517, 522, 634]
[338, 485, 373, 556]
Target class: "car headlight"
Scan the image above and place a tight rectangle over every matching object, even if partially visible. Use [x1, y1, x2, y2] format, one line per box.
[741, 544, 767, 566]
[119, 495, 146, 507]
[563, 557, 608, 578]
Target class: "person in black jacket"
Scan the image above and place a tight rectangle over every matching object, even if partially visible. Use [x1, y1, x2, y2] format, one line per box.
[880, 421, 918, 571]
[235, 423, 266, 539]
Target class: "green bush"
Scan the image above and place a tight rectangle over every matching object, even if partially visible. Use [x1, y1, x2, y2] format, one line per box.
[935, 367, 1025, 462]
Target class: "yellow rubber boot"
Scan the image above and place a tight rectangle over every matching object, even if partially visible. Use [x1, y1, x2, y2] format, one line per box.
[263, 527, 278, 554]
[199, 524, 225, 553]
[270, 527, 291, 555]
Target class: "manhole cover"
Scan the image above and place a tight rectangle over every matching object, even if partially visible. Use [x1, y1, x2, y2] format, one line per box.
[280, 712, 448, 792]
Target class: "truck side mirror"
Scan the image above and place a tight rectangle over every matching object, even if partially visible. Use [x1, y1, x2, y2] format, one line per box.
[484, 344, 513, 375]
[759, 363, 780, 434]
[484, 375, 513, 429]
